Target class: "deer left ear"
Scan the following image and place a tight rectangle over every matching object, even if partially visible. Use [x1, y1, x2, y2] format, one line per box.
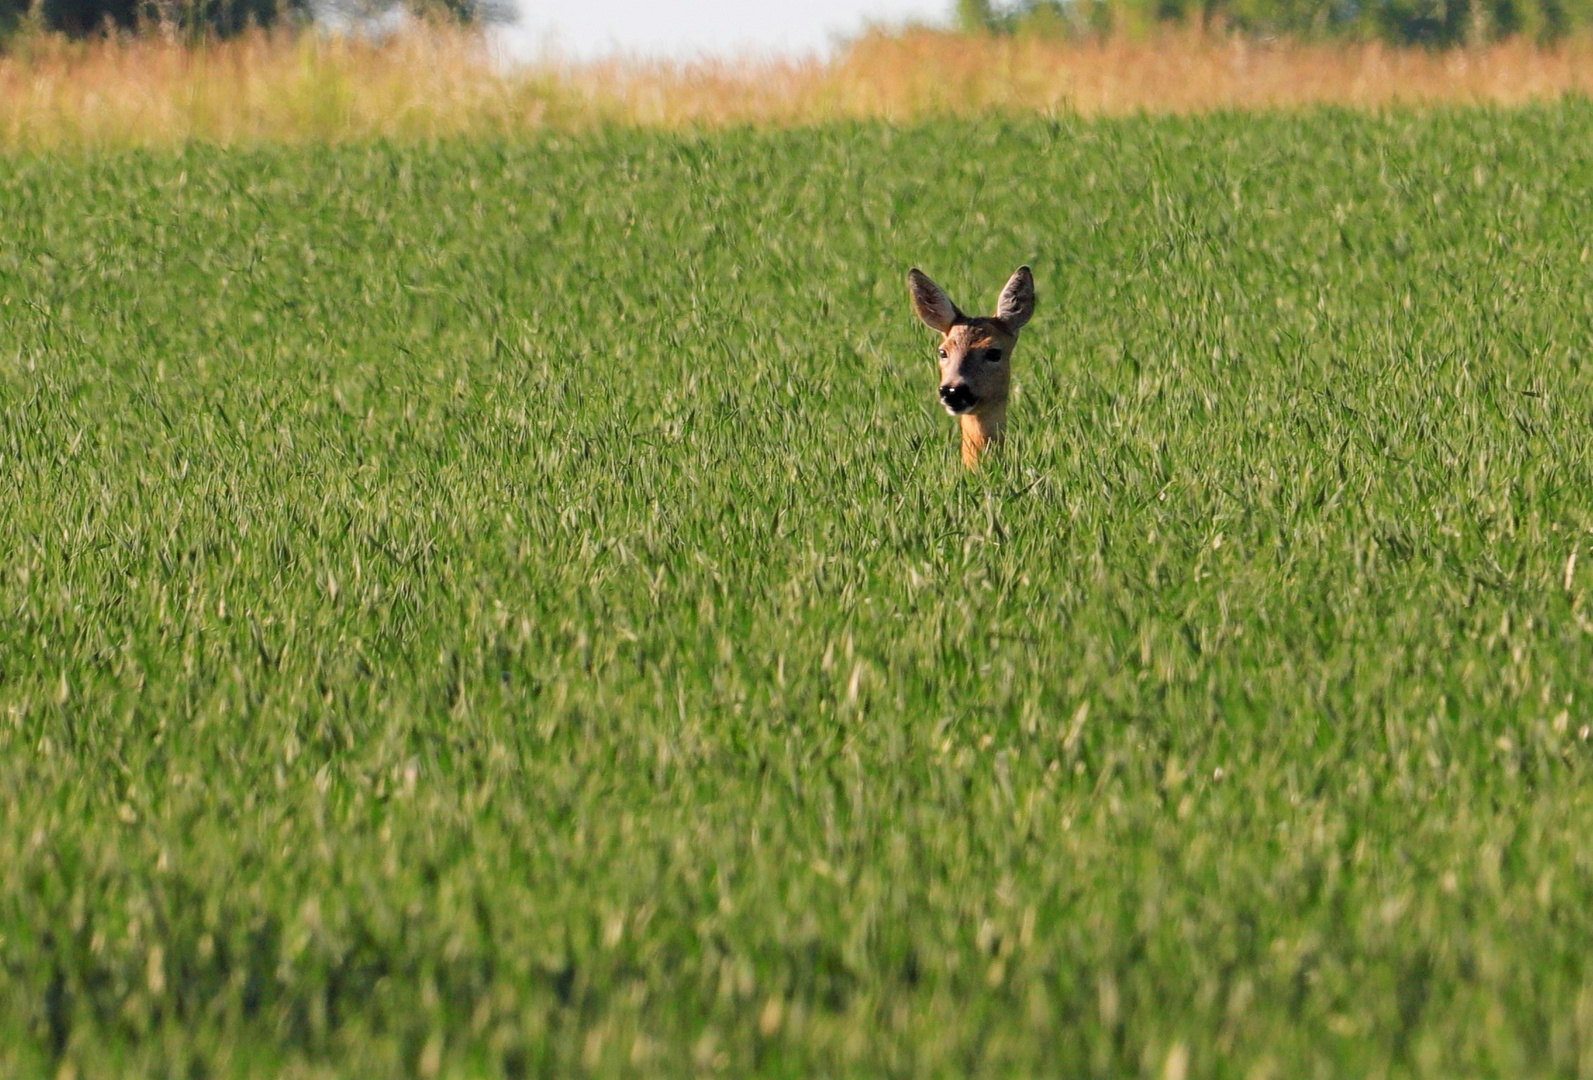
[995, 266, 1035, 332]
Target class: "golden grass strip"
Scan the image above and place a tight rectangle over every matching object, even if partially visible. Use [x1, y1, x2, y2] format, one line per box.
[0, 29, 564, 149]
[827, 30, 1593, 117]
[7, 27, 1593, 149]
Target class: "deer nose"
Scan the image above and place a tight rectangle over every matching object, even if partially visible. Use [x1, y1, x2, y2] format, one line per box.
[939, 384, 975, 412]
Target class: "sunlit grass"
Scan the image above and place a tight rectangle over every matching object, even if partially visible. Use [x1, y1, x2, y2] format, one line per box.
[5, 105, 1593, 1075]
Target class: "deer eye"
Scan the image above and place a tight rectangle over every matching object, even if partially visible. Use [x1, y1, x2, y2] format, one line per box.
[985, 349, 1002, 363]
[938, 349, 948, 360]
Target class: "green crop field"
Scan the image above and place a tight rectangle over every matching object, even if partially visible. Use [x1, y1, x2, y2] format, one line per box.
[6, 106, 1593, 1078]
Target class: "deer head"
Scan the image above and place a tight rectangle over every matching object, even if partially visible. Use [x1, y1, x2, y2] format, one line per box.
[908, 265, 1035, 467]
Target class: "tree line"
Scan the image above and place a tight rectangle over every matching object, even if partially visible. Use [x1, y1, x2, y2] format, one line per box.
[958, 0, 1590, 45]
[0, 0, 506, 42]
[1, 0, 1579, 53]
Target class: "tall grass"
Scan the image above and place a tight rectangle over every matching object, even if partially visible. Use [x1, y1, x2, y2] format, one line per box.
[7, 106, 1593, 1076]
[9, 26, 1593, 147]
[0, 28, 565, 147]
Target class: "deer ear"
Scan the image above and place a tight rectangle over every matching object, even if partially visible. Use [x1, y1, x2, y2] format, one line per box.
[908, 268, 960, 334]
[995, 266, 1035, 332]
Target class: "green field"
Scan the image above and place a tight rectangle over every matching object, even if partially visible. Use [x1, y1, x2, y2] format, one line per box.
[6, 107, 1593, 1077]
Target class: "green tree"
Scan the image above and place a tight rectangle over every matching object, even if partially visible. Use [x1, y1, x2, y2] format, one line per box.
[953, 0, 1593, 43]
[957, 0, 998, 30]
[1, 0, 508, 44]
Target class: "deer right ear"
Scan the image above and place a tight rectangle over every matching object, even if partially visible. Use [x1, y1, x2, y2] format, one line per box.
[908, 268, 960, 334]
[995, 266, 1035, 332]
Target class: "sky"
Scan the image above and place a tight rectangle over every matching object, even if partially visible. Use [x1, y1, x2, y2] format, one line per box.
[502, 0, 952, 61]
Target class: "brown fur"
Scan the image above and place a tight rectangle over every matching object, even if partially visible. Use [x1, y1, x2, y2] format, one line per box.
[907, 266, 1036, 468]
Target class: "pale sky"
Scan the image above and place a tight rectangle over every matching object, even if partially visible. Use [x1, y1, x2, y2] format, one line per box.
[502, 0, 952, 61]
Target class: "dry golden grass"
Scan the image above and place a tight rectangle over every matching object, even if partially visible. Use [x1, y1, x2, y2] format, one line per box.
[0, 29, 563, 148]
[824, 29, 1593, 116]
[7, 25, 1593, 148]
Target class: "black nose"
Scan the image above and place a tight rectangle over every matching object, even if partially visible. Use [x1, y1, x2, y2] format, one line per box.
[939, 385, 975, 411]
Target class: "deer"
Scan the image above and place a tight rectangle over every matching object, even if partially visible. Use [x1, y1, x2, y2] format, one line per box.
[907, 265, 1036, 468]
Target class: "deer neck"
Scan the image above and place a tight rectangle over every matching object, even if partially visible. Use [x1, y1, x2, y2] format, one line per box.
[960, 405, 1006, 468]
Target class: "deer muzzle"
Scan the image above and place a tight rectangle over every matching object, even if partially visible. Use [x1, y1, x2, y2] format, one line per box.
[939, 384, 977, 415]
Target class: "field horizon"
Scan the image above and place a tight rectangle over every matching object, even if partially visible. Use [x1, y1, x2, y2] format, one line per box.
[9, 26, 1593, 147]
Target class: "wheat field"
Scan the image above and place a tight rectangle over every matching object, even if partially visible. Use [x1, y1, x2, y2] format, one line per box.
[7, 101, 1593, 1078]
[12, 17, 1593, 1080]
